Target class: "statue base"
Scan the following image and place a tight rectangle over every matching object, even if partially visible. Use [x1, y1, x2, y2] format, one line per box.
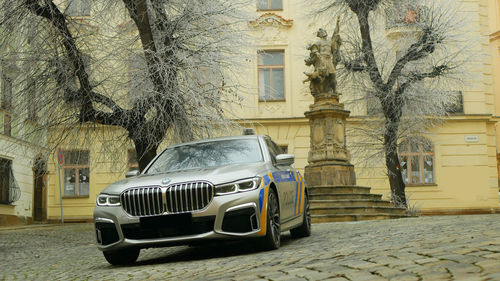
[304, 91, 356, 187]
[305, 162, 356, 186]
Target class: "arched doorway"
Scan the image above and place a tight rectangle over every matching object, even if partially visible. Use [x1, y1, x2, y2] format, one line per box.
[33, 156, 47, 222]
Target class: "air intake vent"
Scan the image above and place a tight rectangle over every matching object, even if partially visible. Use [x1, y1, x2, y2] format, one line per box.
[121, 187, 163, 217]
[166, 182, 214, 213]
[120, 181, 214, 217]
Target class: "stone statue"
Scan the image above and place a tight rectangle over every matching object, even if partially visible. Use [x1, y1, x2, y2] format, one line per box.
[304, 17, 342, 97]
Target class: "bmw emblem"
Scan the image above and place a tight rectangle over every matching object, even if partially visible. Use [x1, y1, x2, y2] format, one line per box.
[161, 178, 171, 185]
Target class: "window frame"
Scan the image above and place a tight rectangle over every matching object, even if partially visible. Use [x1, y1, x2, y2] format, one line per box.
[62, 150, 90, 198]
[0, 158, 12, 204]
[26, 78, 38, 122]
[257, 0, 283, 11]
[258, 50, 285, 102]
[1, 73, 13, 136]
[127, 149, 139, 172]
[399, 139, 435, 186]
[265, 137, 284, 165]
[65, 0, 91, 17]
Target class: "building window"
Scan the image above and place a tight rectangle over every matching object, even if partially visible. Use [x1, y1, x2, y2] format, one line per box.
[1, 74, 12, 110]
[65, 0, 91, 16]
[279, 145, 288, 154]
[128, 149, 139, 172]
[399, 138, 435, 185]
[63, 151, 90, 197]
[129, 54, 152, 105]
[0, 158, 11, 204]
[0, 158, 19, 204]
[27, 79, 37, 122]
[1, 74, 12, 136]
[445, 91, 464, 115]
[385, 3, 425, 29]
[257, 0, 283, 10]
[258, 50, 285, 101]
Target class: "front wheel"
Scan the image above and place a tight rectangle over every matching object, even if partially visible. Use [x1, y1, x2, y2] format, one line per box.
[103, 248, 140, 265]
[260, 188, 280, 250]
[290, 193, 311, 238]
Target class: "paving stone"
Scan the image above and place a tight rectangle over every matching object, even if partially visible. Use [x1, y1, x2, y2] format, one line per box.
[420, 272, 451, 280]
[321, 278, 349, 281]
[414, 257, 440, 264]
[0, 214, 499, 280]
[475, 259, 500, 273]
[374, 268, 404, 279]
[482, 252, 500, 259]
[338, 260, 379, 269]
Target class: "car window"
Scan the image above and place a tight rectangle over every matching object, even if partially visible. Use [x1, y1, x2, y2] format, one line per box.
[265, 138, 283, 164]
[145, 139, 263, 174]
[271, 140, 284, 155]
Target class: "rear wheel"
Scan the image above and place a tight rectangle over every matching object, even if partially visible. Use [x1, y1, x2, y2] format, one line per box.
[103, 248, 140, 265]
[290, 193, 311, 238]
[260, 188, 280, 250]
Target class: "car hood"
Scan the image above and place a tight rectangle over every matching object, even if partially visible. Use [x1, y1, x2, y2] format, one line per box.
[101, 162, 269, 194]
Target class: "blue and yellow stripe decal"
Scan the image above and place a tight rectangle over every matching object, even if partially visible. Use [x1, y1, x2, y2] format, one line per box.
[257, 173, 273, 236]
[257, 171, 306, 236]
[297, 172, 305, 215]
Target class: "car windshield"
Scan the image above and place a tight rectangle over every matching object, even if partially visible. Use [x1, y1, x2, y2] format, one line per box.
[145, 139, 263, 174]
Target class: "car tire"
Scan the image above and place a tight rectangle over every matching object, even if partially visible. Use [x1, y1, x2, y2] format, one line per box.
[103, 248, 140, 265]
[290, 193, 311, 238]
[260, 188, 280, 250]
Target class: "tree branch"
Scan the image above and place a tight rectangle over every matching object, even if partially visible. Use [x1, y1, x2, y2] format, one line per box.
[355, 9, 385, 96]
[396, 65, 449, 97]
[386, 28, 441, 91]
[24, 0, 129, 127]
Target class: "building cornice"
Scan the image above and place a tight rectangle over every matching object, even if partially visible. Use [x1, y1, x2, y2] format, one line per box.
[249, 13, 293, 29]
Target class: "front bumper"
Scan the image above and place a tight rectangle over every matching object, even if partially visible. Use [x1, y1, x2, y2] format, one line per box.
[93, 188, 264, 251]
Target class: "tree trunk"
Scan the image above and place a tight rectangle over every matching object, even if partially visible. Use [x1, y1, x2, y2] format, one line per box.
[133, 139, 158, 172]
[384, 123, 407, 209]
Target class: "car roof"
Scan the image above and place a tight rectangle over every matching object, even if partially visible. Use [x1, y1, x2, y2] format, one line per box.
[165, 135, 264, 149]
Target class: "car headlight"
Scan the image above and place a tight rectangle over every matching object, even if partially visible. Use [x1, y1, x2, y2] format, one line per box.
[215, 178, 261, 196]
[96, 194, 121, 206]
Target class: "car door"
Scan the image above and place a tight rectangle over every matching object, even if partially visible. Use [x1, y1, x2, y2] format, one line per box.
[265, 138, 296, 221]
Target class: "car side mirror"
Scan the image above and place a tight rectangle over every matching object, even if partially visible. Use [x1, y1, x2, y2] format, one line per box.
[276, 154, 295, 166]
[125, 170, 140, 178]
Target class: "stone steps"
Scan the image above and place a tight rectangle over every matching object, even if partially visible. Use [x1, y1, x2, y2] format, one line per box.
[311, 206, 407, 216]
[310, 193, 383, 200]
[309, 185, 371, 194]
[311, 199, 392, 208]
[308, 184, 408, 223]
[311, 213, 408, 223]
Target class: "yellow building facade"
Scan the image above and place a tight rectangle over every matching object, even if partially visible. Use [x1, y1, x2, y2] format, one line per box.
[239, 0, 499, 215]
[22, 0, 500, 223]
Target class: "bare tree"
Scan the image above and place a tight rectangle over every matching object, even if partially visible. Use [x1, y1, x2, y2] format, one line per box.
[0, 0, 250, 170]
[309, 0, 473, 208]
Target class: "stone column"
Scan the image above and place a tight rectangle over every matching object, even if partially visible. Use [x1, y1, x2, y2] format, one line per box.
[304, 93, 356, 186]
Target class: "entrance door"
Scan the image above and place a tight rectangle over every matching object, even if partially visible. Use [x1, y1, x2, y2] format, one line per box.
[33, 158, 47, 222]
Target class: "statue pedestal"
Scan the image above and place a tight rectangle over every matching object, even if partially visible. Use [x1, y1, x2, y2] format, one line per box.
[304, 93, 356, 186]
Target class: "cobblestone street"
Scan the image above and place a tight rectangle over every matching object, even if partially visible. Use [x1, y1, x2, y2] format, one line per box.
[0, 214, 499, 280]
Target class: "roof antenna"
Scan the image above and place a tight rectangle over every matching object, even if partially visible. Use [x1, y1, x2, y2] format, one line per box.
[243, 128, 256, 135]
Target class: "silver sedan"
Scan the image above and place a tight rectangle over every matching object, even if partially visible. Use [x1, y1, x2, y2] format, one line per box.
[94, 134, 311, 265]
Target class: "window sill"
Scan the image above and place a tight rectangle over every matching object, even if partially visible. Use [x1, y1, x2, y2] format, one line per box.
[259, 99, 286, 102]
[62, 196, 90, 199]
[66, 15, 91, 18]
[0, 202, 14, 206]
[406, 183, 437, 187]
[257, 9, 284, 12]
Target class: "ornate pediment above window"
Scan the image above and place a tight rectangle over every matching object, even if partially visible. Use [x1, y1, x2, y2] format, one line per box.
[249, 13, 293, 29]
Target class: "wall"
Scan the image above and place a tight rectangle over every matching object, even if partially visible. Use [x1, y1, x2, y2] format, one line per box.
[0, 135, 42, 225]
